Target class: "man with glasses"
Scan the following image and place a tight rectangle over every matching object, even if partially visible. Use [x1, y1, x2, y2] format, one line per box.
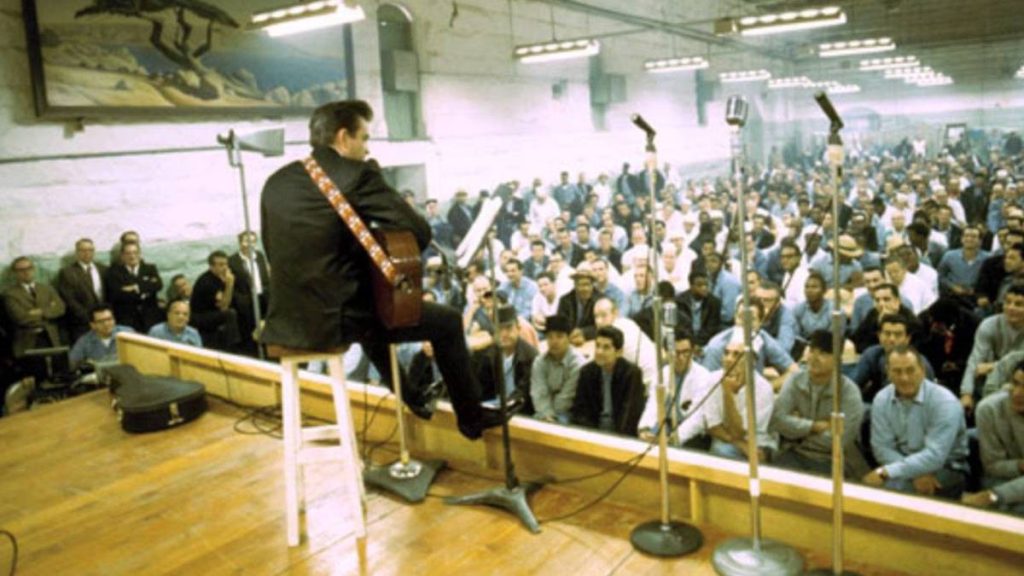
[638, 328, 713, 448]
[69, 303, 134, 368]
[4, 256, 66, 358]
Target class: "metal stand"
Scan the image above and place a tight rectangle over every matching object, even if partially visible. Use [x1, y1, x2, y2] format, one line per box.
[445, 199, 542, 534]
[363, 344, 446, 503]
[630, 124, 703, 557]
[713, 98, 803, 576]
[806, 94, 862, 576]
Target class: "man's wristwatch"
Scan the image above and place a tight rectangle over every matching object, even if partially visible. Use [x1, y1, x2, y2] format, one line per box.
[875, 467, 889, 481]
[989, 491, 1001, 505]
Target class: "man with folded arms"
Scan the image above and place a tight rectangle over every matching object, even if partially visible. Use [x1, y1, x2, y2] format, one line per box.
[571, 326, 645, 436]
[530, 315, 583, 424]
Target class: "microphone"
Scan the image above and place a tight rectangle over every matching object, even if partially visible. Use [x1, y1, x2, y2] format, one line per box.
[814, 91, 844, 130]
[631, 114, 657, 137]
[725, 96, 748, 127]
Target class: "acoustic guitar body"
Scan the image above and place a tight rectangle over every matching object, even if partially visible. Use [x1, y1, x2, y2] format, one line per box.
[371, 230, 422, 329]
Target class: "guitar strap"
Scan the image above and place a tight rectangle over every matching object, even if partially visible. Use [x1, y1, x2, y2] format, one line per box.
[301, 156, 403, 287]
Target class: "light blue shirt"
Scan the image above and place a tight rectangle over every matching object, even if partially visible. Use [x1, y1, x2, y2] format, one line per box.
[810, 253, 862, 287]
[700, 327, 795, 374]
[937, 249, 988, 293]
[872, 379, 969, 480]
[499, 277, 539, 319]
[148, 322, 203, 348]
[793, 300, 844, 341]
[711, 270, 741, 324]
[69, 325, 135, 367]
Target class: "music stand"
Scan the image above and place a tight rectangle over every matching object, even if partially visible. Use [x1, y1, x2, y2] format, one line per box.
[216, 126, 285, 360]
[445, 196, 543, 533]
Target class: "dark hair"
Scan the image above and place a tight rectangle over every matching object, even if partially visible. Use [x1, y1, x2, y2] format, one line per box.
[1013, 357, 1024, 378]
[807, 330, 834, 354]
[309, 100, 374, 147]
[167, 297, 190, 312]
[688, 269, 709, 284]
[531, 240, 546, 249]
[873, 282, 901, 299]
[596, 325, 624, 350]
[504, 258, 522, 271]
[805, 270, 826, 289]
[89, 302, 114, 322]
[878, 314, 911, 333]
[885, 344, 924, 368]
[674, 326, 694, 344]
[119, 230, 139, 244]
[536, 271, 555, 283]
[657, 280, 676, 300]
[119, 242, 140, 255]
[907, 222, 931, 237]
[10, 256, 31, 271]
[236, 230, 257, 242]
[1007, 282, 1024, 299]
[208, 250, 229, 265]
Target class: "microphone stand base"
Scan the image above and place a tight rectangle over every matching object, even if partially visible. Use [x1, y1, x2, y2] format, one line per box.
[363, 458, 446, 504]
[712, 537, 804, 576]
[444, 482, 543, 534]
[805, 569, 862, 576]
[630, 520, 703, 557]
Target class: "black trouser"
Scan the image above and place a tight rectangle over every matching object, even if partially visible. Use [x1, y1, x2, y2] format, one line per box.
[361, 302, 483, 427]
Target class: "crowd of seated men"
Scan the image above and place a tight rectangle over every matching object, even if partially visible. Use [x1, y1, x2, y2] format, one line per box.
[0, 230, 270, 412]
[3, 129, 1024, 516]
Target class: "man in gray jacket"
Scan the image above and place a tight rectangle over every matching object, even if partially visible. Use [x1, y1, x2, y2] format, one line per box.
[962, 358, 1024, 515]
[530, 315, 583, 424]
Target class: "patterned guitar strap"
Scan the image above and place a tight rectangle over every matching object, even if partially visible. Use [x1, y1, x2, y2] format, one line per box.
[301, 156, 404, 288]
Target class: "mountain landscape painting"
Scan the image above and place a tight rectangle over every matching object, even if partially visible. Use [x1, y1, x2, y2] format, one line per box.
[23, 0, 354, 117]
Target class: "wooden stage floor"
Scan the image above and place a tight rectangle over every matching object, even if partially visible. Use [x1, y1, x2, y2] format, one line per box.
[0, 392, 909, 576]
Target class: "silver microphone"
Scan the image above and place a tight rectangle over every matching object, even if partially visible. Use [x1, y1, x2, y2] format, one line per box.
[725, 96, 748, 128]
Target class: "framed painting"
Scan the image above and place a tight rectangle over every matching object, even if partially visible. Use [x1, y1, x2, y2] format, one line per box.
[22, 0, 356, 118]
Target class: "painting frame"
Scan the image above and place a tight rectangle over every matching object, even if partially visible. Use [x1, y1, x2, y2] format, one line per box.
[22, 0, 356, 119]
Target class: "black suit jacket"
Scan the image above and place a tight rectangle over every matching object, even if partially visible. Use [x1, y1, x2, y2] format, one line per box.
[975, 253, 1007, 303]
[571, 358, 645, 436]
[472, 339, 538, 415]
[56, 262, 107, 335]
[228, 251, 270, 302]
[557, 290, 598, 340]
[260, 147, 431, 350]
[447, 201, 475, 248]
[675, 291, 723, 346]
[106, 262, 163, 332]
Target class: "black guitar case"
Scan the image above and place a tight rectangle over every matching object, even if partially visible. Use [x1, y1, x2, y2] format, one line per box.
[103, 364, 208, 433]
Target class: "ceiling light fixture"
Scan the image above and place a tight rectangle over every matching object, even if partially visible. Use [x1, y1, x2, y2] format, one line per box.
[819, 37, 895, 58]
[859, 55, 919, 71]
[826, 83, 861, 94]
[644, 56, 709, 73]
[911, 76, 953, 87]
[719, 69, 772, 83]
[251, 1, 365, 37]
[716, 6, 846, 37]
[514, 38, 600, 64]
[883, 66, 935, 79]
[768, 76, 814, 89]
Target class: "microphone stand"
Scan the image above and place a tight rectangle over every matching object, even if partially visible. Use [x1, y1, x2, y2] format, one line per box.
[807, 110, 862, 576]
[445, 198, 542, 533]
[713, 104, 804, 576]
[630, 127, 703, 556]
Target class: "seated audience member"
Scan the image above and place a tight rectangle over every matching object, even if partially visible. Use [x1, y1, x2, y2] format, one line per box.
[4, 256, 66, 358]
[530, 315, 584, 424]
[190, 250, 240, 352]
[851, 282, 920, 353]
[147, 299, 202, 347]
[499, 258, 538, 320]
[772, 330, 864, 476]
[852, 315, 935, 404]
[623, 262, 654, 319]
[522, 240, 549, 280]
[701, 298, 797, 391]
[530, 272, 560, 333]
[56, 238, 107, 343]
[106, 242, 163, 332]
[937, 224, 987, 300]
[777, 241, 811, 308]
[675, 270, 722, 348]
[557, 262, 600, 345]
[962, 361, 1024, 516]
[961, 284, 1024, 414]
[706, 252, 741, 325]
[849, 266, 912, 333]
[593, 296, 660, 393]
[704, 337, 778, 461]
[472, 305, 537, 415]
[916, 298, 978, 399]
[570, 326, 645, 436]
[69, 304, 134, 368]
[756, 280, 797, 355]
[166, 274, 192, 302]
[590, 258, 625, 312]
[863, 346, 969, 500]
[638, 328, 714, 448]
[884, 255, 934, 315]
[793, 271, 845, 347]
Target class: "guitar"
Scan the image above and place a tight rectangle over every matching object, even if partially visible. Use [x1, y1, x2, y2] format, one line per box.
[370, 229, 422, 329]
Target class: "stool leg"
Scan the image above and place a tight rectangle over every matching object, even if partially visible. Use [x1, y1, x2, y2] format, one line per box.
[293, 365, 306, 512]
[282, 360, 302, 547]
[327, 357, 368, 553]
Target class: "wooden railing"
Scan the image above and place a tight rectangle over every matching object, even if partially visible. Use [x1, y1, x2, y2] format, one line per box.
[117, 332, 1024, 575]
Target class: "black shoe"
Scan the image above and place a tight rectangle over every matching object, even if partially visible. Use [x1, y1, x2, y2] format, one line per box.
[457, 406, 508, 441]
[403, 392, 436, 421]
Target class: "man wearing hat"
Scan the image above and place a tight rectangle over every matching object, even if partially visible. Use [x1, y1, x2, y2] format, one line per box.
[557, 261, 601, 346]
[772, 330, 865, 477]
[530, 314, 584, 424]
[811, 234, 864, 289]
[472, 305, 538, 415]
[570, 325, 646, 436]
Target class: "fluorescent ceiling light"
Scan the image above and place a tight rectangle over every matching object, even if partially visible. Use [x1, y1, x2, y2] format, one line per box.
[911, 76, 953, 87]
[719, 69, 771, 83]
[884, 66, 934, 79]
[723, 6, 846, 37]
[768, 76, 814, 89]
[514, 39, 600, 64]
[859, 55, 919, 71]
[826, 83, 861, 94]
[252, 1, 365, 37]
[819, 37, 895, 58]
[644, 56, 709, 73]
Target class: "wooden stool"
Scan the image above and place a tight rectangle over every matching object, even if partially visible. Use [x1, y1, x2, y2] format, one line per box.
[267, 345, 366, 557]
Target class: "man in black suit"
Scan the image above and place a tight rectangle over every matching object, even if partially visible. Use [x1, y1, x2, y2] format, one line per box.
[447, 189, 475, 249]
[192, 250, 240, 352]
[570, 325, 645, 436]
[676, 270, 722, 349]
[472, 305, 538, 415]
[557, 262, 600, 345]
[56, 238, 107, 342]
[229, 231, 270, 356]
[106, 242, 162, 333]
[260, 100, 501, 440]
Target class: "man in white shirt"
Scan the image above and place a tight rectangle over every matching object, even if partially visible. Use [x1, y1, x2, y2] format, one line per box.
[705, 337, 778, 461]
[778, 240, 810, 309]
[638, 329, 714, 447]
[530, 272, 561, 333]
[885, 255, 934, 314]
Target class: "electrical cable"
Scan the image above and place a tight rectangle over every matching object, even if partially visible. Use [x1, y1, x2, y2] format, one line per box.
[0, 529, 16, 576]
